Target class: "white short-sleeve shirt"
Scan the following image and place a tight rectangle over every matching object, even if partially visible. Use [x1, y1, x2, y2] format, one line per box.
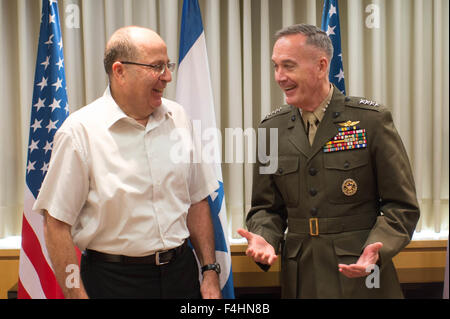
[33, 88, 218, 256]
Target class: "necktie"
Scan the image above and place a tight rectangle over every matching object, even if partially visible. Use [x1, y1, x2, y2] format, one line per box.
[304, 112, 318, 146]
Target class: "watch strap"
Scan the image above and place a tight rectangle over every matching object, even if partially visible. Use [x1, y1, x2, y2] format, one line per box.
[201, 263, 221, 274]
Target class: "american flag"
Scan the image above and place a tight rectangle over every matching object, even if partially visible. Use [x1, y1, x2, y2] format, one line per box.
[18, 0, 70, 299]
[321, 0, 346, 95]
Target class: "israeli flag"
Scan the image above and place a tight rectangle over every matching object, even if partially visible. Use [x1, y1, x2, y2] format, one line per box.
[176, 0, 235, 299]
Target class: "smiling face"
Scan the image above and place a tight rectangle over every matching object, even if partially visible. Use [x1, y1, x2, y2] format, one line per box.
[109, 27, 172, 124]
[126, 37, 172, 110]
[272, 33, 330, 111]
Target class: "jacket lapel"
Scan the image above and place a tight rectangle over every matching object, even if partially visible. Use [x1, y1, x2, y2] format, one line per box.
[287, 107, 310, 157]
[307, 88, 347, 161]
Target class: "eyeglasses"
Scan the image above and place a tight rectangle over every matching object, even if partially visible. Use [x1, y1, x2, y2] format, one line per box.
[120, 61, 176, 76]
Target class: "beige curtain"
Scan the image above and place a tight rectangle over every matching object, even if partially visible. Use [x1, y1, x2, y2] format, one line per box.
[0, 0, 448, 241]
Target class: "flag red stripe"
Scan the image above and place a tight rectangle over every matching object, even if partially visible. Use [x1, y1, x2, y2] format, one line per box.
[17, 279, 31, 299]
[21, 215, 65, 299]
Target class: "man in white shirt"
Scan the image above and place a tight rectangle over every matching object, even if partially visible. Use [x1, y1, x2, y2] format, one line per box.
[34, 26, 221, 299]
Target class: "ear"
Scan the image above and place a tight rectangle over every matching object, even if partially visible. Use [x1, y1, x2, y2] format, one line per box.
[318, 56, 329, 79]
[111, 61, 126, 84]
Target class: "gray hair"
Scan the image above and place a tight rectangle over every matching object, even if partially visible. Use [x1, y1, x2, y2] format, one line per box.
[274, 24, 333, 61]
[103, 29, 139, 76]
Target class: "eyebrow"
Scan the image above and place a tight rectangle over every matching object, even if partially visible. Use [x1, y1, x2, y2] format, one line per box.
[150, 59, 171, 64]
[272, 59, 297, 65]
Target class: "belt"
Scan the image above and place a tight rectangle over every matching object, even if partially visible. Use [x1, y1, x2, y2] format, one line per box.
[288, 214, 377, 236]
[84, 241, 187, 265]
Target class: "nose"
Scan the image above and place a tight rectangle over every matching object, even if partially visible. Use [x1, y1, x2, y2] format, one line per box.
[160, 67, 172, 82]
[274, 68, 287, 84]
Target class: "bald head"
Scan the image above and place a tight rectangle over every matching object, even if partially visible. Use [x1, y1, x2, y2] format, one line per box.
[103, 26, 164, 76]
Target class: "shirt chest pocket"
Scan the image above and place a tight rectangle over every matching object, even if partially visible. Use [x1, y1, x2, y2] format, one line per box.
[322, 149, 375, 204]
[273, 156, 299, 207]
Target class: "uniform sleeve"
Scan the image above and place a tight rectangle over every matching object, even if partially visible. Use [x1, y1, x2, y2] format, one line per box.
[32, 129, 89, 226]
[364, 108, 420, 265]
[246, 125, 288, 255]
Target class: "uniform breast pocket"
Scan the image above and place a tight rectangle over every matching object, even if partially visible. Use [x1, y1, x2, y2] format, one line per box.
[273, 156, 299, 207]
[322, 149, 375, 204]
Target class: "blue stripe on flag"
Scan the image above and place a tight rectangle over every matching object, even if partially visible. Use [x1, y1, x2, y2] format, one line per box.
[179, 0, 203, 64]
[207, 181, 227, 252]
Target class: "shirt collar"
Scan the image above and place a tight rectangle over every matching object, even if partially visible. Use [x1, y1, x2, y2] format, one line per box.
[103, 86, 173, 129]
[301, 85, 333, 125]
[103, 86, 129, 128]
[150, 99, 173, 122]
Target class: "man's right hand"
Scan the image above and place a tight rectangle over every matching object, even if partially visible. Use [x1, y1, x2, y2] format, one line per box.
[236, 228, 278, 265]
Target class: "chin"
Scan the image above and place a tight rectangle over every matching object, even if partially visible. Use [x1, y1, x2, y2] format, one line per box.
[285, 97, 299, 107]
[151, 99, 163, 107]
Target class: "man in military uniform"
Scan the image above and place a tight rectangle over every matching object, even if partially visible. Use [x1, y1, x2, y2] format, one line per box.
[237, 24, 419, 298]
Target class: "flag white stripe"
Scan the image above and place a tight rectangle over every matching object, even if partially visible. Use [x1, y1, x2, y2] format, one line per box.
[177, 33, 222, 176]
[23, 186, 54, 271]
[19, 248, 46, 299]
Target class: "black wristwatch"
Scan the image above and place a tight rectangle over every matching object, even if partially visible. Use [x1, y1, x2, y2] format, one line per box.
[201, 263, 221, 275]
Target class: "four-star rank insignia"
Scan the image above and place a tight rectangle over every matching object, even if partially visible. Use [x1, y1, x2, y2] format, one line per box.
[323, 120, 367, 153]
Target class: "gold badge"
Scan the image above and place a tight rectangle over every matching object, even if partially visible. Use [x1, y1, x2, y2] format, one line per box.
[342, 178, 358, 196]
[339, 120, 360, 127]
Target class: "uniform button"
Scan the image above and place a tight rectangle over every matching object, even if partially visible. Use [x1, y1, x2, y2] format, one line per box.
[291, 115, 296, 121]
[309, 188, 317, 196]
[310, 208, 318, 216]
[309, 167, 318, 176]
[344, 161, 350, 169]
[278, 168, 283, 174]
[333, 112, 340, 118]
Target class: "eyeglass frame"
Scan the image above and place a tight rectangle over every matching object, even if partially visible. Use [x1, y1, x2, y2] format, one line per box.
[119, 61, 176, 76]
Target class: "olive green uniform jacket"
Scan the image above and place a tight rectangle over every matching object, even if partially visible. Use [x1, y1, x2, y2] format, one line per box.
[246, 87, 420, 298]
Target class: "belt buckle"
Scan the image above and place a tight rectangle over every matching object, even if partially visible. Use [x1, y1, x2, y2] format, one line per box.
[155, 250, 169, 266]
[309, 218, 319, 236]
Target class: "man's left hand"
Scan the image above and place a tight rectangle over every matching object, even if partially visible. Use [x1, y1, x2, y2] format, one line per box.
[200, 271, 222, 299]
[338, 242, 383, 278]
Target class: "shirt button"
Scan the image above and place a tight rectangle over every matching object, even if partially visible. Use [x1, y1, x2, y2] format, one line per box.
[310, 208, 318, 216]
[309, 188, 317, 196]
[309, 168, 318, 176]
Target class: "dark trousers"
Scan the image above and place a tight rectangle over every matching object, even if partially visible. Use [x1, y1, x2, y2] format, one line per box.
[80, 246, 201, 299]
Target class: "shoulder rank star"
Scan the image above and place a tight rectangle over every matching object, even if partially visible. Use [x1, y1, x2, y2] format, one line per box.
[339, 120, 360, 127]
[359, 99, 379, 107]
[264, 107, 282, 120]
